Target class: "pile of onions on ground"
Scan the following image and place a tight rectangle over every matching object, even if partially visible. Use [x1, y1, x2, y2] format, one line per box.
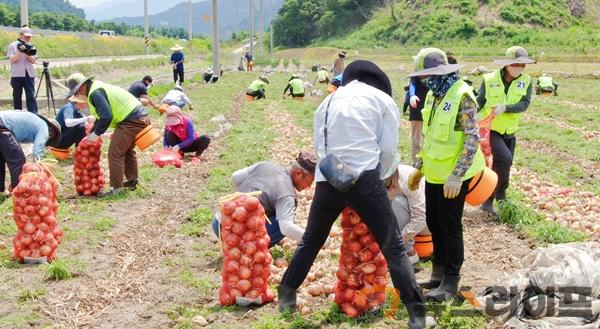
[218, 192, 275, 306]
[11, 162, 63, 262]
[73, 138, 105, 196]
[334, 208, 388, 318]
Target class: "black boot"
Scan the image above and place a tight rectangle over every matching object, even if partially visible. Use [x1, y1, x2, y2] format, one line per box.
[277, 285, 297, 313]
[406, 303, 426, 329]
[425, 274, 460, 302]
[480, 199, 497, 215]
[417, 263, 443, 289]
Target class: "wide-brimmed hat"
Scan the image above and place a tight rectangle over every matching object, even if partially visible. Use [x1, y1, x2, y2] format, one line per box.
[205, 67, 213, 74]
[21, 26, 33, 37]
[68, 94, 88, 104]
[259, 75, 269, 84]
[338, 51, 347, 58]
[494, 46, 536, 66]
[165, 105, 183, 126]
[37, 114, 61, 147]
[296, 151, 317, 174]
[66, 72, 92, 98]
[290, 73, 300, 79]
[407, 48, 465, 77]
[171, 44, 184, 51]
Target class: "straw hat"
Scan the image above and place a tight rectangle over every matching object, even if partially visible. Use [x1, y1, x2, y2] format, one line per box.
[171, 44, 184, 51]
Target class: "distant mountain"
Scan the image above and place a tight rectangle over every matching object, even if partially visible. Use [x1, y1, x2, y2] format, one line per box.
[82, 0, 187, 21]
[106, 0, 284, 39]
[0, 0, 85, 18]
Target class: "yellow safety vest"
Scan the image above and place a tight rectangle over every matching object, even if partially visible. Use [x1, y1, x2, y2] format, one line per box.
[421, 80, 485, 184]
[481, 70, 531, 134]
[537, 76, 554, 89]
[88, 81, 141, 128]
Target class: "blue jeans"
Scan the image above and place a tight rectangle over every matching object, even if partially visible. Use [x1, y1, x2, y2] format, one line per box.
[11, 72, 37, 113]
[212, 214, 283, 248]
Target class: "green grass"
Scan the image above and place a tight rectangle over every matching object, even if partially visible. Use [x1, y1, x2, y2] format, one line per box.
[44, 259, 74, 281]
[180, 270, 218, 296]
[17, 287, 46, 303]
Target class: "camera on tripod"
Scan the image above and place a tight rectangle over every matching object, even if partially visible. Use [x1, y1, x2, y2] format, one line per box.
[17, 39, 37, 56]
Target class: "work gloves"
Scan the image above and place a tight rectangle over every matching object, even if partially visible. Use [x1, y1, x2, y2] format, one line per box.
[410, 95, 420, 108]
[493, 104, 506, 116]
[86, 132, 99, 142]
[443, 174, 462, 199]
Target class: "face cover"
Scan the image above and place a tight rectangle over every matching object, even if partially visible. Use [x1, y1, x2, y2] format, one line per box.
[424, 72, 460, 97]
[506, 65, 525, 77]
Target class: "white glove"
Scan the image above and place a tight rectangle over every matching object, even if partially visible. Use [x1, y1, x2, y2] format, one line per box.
[409, 95, 420, 108]
[86, 115, 96, 123]
[172, 145, 180, 153]
[443, 174, 462, 199]
[493, 104, 506, 116]
[86, 132, 99, 142]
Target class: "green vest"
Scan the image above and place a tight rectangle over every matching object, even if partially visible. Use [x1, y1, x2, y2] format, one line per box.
[538, 76, 554, 89]
[421, 80, 485, 184]
[289, 78, 305, 95]
[481, 70, 531, 135]
[88, 81, 140, 128]
[317, 70, 329, 81]
[248, 80, 266, 92]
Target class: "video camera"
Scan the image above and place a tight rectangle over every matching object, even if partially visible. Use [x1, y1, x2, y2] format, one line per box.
[17, 39, 37, 56]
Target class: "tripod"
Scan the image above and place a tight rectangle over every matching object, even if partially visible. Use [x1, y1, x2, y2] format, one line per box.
[35, 61, 57, 115]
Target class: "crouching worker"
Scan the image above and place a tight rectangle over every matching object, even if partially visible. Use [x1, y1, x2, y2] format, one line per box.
[161, 85, 194, 111]
[246, 76, 269, 100]
[283, 74, 305, 99]
[536, 73, 558, 96]
[212, 152, 317, 247]
[54, 101, 95, 150]
[163, 106, 210, 157]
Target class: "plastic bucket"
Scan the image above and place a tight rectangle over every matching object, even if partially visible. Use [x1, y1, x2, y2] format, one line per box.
[465, 167, 498, 206]
[326, 84, 337, 94]
[293, 96, 304, 101]
[158, 104, 169, 115]
[49, 147, 70, 161]
[134, 125, 161, 151]
[414, 235, 433, 258]
[246, 95, 256, 101]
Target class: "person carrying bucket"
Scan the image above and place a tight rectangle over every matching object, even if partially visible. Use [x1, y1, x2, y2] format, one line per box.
[406, 48, 486, 302]
[283, 74, 305, 99]
[246, 76, 269, 100]
[476, 46, 535, 215]
[66, 72, 152, 196]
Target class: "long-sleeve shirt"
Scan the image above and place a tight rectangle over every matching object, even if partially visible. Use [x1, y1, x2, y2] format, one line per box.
[476, 69, 533, 114]
[0, 110, 48, 159]
[162, 89, 192, 107]
[395, 164, 427, 239]
[313, 80, 401, 182]
[56, 102, 84, 130]
[89, 87, 146, 136]
[163, 119, 197, 149]
[415, 94, 479, 178]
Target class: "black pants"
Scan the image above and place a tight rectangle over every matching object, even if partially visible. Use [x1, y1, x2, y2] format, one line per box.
[173, 68, 184, 84]
[55, 124, 86, 149]
[0, 124, 26, 192]
[425, 180, 470, 276]
[165, 131, 210, 156]
[281, 168, 424, 306]
[246, 89, 265, 99]
[490, 131, 516, 201]
[11, 72, 37, 113]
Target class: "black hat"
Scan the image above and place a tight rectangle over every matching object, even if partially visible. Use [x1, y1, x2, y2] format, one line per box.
[296, 151, 317, 174]
[36, 114, 62, 147]
[342, 60, 392, 96]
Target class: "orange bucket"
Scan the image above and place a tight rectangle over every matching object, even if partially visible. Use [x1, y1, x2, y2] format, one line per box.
[158, 104, 169, 115]
[326, 84, 337, 94]
[293, 96, 304, 101]
[414, 234, 433, 258]
[49, 147, 70, 161]
[466, 167, 498, 206]
[246, 95, 256, 101]
[134, 125, 161, 151]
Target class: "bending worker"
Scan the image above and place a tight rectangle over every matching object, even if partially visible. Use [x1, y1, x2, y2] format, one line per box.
[54, 101, 95, 150]
[283, 74, 305, 99]
[477, 46, 535, 214]
[212, 152, 317, 247]
[313, 66, 330, 85]
[246, 76, 269, 100]
[536, 73, 558, 96]
[128, 75, 159, 110]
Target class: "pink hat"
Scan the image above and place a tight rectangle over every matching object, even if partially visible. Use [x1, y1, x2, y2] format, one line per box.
[165, 105, 183, 126]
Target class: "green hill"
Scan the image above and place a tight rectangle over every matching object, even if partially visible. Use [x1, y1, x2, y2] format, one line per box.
[0, 0, 85, 19]
[274, 0, 600, 56]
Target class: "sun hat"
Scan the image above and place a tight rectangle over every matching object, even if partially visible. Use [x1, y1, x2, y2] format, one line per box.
[65, 72, 93, 98]
[21, 26, 33, 37]
[259, 75, 269, 84]
[407, 48, 465, 77]
[165, 105, 183, 126]
[36, 114, 61, 147]
[171, 44, 184, 51]
[494, 46, 536, 66]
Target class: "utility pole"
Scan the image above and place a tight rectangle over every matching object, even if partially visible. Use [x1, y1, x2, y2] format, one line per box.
[234, 0, 238, 36]
[269, 0, 273, 56]
[259, 0, 263, 56]
[144, 0, 149, 55]
[212, 0, 220, 79]
[188, 0, 192, 46]
[249, 0, 254, 56]
[20, 0, 28, 26]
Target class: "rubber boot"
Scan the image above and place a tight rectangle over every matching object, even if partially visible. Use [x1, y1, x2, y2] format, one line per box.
[406, 303, 426, 329]
[277, 285, 297, 313]
[479, 199, 497, 215]
[417, 263, 443, 289]
[425, 274, 460, 302]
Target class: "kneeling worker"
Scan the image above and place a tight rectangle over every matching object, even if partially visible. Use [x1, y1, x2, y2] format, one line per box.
[246, 75, 269, 100]
[283, 74, 305, 99]
[212, 152, 316, 247]
[54, 101, 95, 150]
[536, 73, 558, 96]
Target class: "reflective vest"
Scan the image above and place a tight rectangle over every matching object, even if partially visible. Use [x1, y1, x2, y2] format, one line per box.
[88, 81, 140, 128]
[248, 80, 266, 92]
[481, 70, 531, 135]
[420, 80, 485, 184]
[538, 76, 554, 89]
[317, 70, 329, 82]
[289, 78, 305, 95]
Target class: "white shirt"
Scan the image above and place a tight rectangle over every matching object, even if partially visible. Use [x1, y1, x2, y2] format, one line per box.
[313, 80, 400, 182]
[395, 164, 427, 239]
[162, 89, 192, 106]
[7, 40, 35, 78]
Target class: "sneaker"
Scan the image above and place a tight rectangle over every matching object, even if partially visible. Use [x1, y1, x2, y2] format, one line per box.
[97, 187, 123, 197]
[123, 180, 138, 190]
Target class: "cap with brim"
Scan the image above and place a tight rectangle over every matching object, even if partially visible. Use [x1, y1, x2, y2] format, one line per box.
[296, 151, 317, 174]
[21, 27, 33, 37]
[494, 46, 536, 66]
[65, 72, 92, 98]
[407, 48, 465, 77]
[171, 44, 184, 51]
[36, 114, 61, 147]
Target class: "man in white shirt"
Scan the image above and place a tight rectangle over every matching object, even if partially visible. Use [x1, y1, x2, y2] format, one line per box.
[7, 26, 37, 113]
[161, 85, 194, 111]
[278, 60, 426, 328]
